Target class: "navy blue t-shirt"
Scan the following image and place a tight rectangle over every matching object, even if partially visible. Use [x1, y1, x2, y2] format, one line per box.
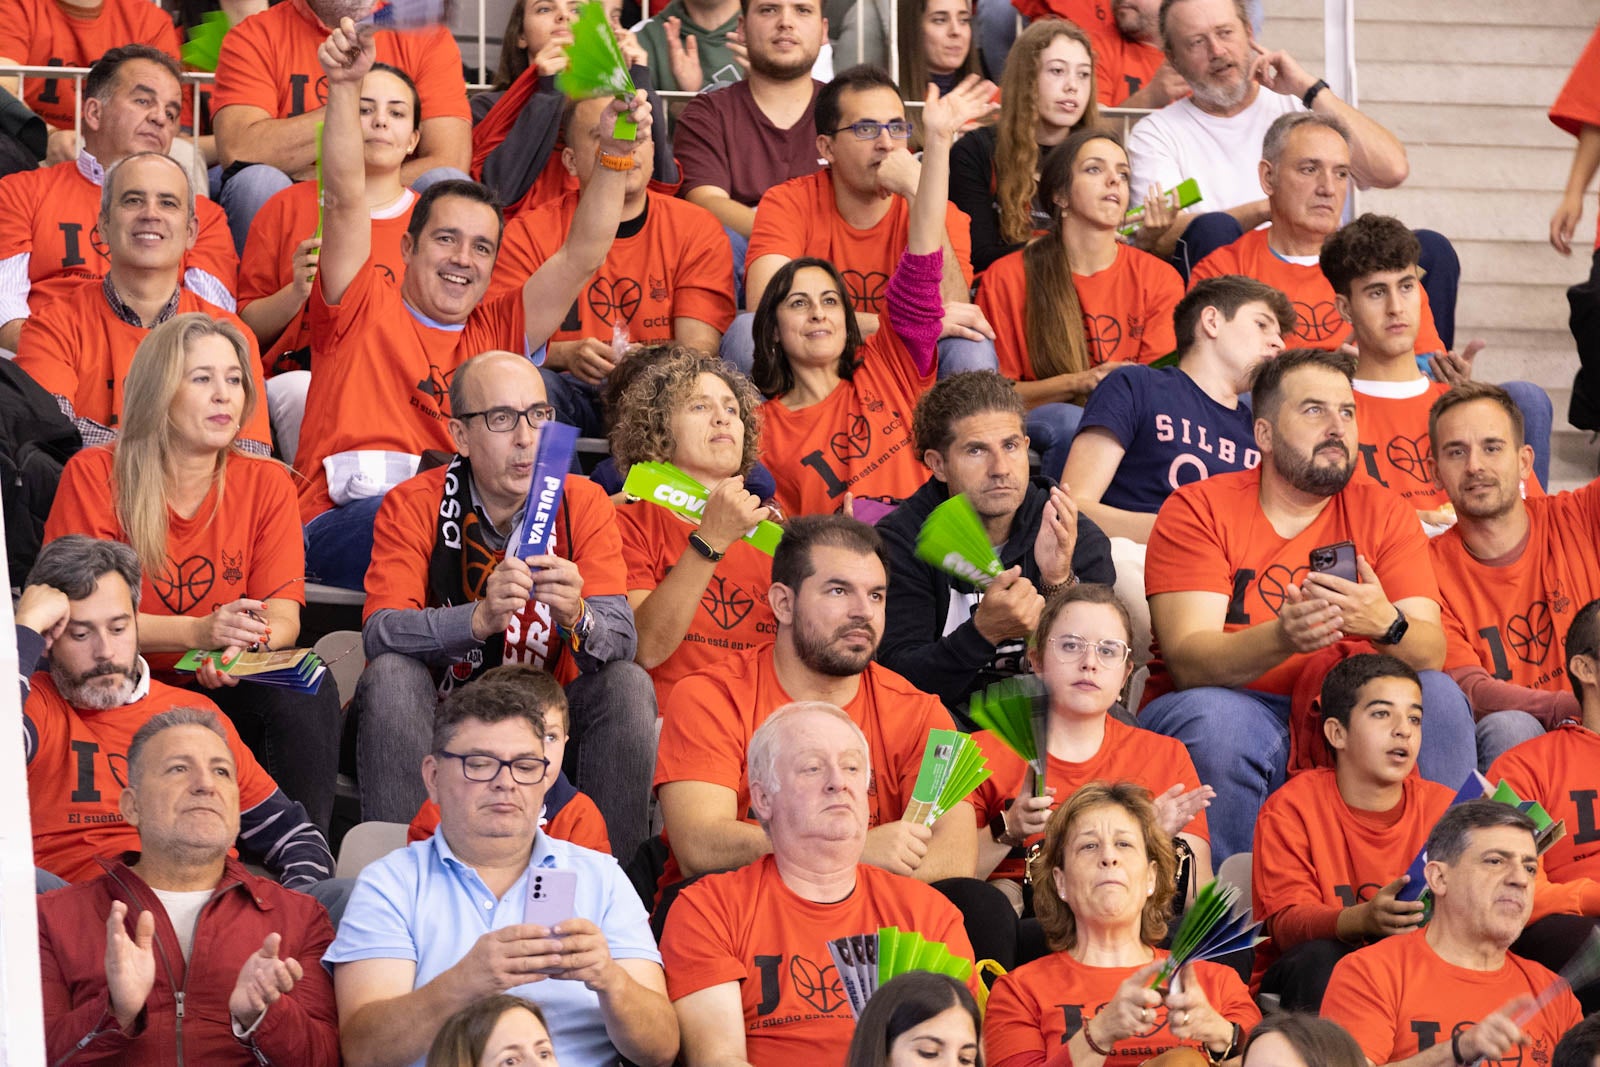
[1080, 364, 1261, 514]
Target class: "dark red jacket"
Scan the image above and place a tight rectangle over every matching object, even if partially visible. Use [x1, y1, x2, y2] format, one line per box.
[39, 855, 340, 1065]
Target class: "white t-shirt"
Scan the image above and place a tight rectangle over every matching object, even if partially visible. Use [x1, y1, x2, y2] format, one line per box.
[152, 888, 213, 963]
[1126, 89, 1305, 213]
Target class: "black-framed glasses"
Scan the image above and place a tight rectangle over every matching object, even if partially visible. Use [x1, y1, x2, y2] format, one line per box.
[829, 118, 915, 141]
[1046, 634, 1132, 667]
[437, 750, 550, 785]
[455, 403, 557, 432]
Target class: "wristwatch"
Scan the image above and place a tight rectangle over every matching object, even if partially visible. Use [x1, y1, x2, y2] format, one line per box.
[1375, 605, 1409, 646]
[989, 811, 1027, 849]
[1302, 78, 1329, 108]
[688, 532, 725, 562]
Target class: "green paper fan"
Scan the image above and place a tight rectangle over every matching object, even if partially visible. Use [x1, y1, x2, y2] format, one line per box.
[182, 10, 232, 72]
[827, 928, 973, 1018]
[967, 675, 1049, 797]
[915, 494, 1002, 588]
[1150, 880, 1264, 989]
[903, 729, 991, 827]
[556, 1, 637, 140]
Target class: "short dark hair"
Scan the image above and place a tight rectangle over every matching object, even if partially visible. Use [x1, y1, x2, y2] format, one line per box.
[370, 61, 421, 124]
[750, 257, 864, 399]
[1248, 346, 1356, 422]
[1553, 1012, 1600, 1067]
[28, 535, 143, 611]
[843, 972, 981, 1067]
[1318, 212, 1421, 298]
[1427, 380, 1525, 453]
[912, 371, 1025, 458]
[85, 44, 182, 103]
[1241, 1015, 1366, 1067]
[1172, 275, 1294, 361]
[1319, 653, 1421, 729]
[407, 179, 505, 247]
[1566, 598, 1600, 698]
[1424, 799, 1537, 867]
[431, 665, 566, 752]
[126, 707, 230, 786]
[815, 65, 902, 138]
[771, 515, 888, 591]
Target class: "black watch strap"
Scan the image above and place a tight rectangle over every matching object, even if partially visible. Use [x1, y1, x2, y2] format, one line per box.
[688, 532, 725, 562]
[1376, 605, 1408, 646]
[1302, 77, 1329, 108]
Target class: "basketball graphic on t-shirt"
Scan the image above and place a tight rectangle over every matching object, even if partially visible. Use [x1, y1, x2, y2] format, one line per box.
[1256, 563, 1308, 616]
[152, 555, 215, 614]
[1292, 300, 1344, 343]
[789, 954, 847, 1014]
[1085, 314, 1123, 363]
[700, 576, 755, 630]
[1506, 601, 1556, 666]
[841, 270, 889, 313]
[1385, 433, 1434, 484]
[587, 276, 642, 325]
[830, 414, 873, 463]
[89, 225, 110, 262]
[415, 364, 451, 404]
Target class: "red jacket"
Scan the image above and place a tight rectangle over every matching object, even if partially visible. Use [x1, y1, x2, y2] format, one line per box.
[39, 856, 340, 1065]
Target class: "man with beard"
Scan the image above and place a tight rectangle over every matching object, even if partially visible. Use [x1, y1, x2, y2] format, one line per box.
[674, 0, 827, 292]
[1126, 0, 1410, 276]
[655, 515, 978, 890]
[1321, 801, 1583, 1067]
[1139, 347, 1474, 864]
[15, 535, 332, 888]
[1428, 383, 1600, 763]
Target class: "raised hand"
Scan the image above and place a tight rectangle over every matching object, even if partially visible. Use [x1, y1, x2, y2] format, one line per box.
[318, 17, 375, 84]
[662, 18, 702, 90]
[1032, 486, 1079, 588]
[15, 584, 71, 652]
[919, 74, 999, 146]
[229, 932, 305, 1029]
[1250, 41, 1316, 100]
[106, 902, 157, 1031]
[596, 91, 653, 158]
[1152, 783, 1215, 837]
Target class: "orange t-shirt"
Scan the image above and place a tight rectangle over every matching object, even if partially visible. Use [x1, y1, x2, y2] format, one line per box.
[978, 243, 1183, 381]
[488, 190, 735, 344]
[238, 181, 415, 374]
[985, 950, 1259, 1067]
[1249, 768, 1454, 991]
[969, 717, 1208, 882]
[615, 499, 775, 710]
[758, 329, 933, 517]
[0, 159, 239, 318]
[1190, 228, 1447, 354]
[25, 673, 278, 883]
[0, 0, 179, 128]
[1431, 482, 1600, 691]
[1010, 0, 1113, 33]
[212, 0, 469, 127]
[745, 169, 974, 310]
[656, 645, 958, 884]
[1089, 27, 1165, 106]
[1142, 467, 1441, 699]
[362, 465, 627, 686]
[659, 856, 978, 1067]
[1348, 378, 1451, 510]
[1550, 23, 1600, 248]
[1491, 725, 1600, 886]
[405, 789, 612, 854]
[43, 446, 305, 676]
[15, 283, 272, 450]
[294, 264, 528, 522]
[1321, 931, 1581, 1066]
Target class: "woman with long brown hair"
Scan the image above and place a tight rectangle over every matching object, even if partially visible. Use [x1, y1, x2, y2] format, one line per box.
[897, 0, 983, 103]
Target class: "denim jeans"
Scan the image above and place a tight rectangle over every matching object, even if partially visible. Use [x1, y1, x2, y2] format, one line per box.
[1027, 402, 1084, 484]
[219, 163, 294, 255]
[304, 495, 386, 591]
[1475, 709, 1546, 773]
[718, 311, 998, 381]
[1499, 379, 1554, 490]
[1139, 670, 1476, 864]
[541, 367, 605, 439]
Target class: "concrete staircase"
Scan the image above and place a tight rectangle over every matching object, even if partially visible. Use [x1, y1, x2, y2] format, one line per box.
[1267, 0, 1596, 490]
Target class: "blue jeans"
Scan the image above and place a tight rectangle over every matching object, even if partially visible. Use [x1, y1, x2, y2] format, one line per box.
[976, 0, 1020, 78]
[1499, 380, 1554, 490]
[718, 311, 997, 381]
[724, 225, 751, 308]
[1475, 709, 1546, 773]
[219, 163, 294, 255]
[303, 494, 386, 591]
[541, 367, 605, 439]
[1139, 671, 1476, 864]
[1028, 402, 1084, 484]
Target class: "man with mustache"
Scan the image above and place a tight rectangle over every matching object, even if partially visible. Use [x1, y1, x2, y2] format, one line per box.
[1139, 347, 1475, 865]
[15, 535, 333, 889]
[877, 370, 1114, 715]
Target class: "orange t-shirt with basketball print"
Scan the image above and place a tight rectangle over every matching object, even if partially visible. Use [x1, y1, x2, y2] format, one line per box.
[978, 243, 1183, 381]
[294, 265, 528, 523]
[1249, 768, 1454, 993]
[487, 189, 736, 345]
[1322, 931, 1581, 1067]
[1348, 378, 1451, 510]
[985, 951, 1259, 1067]
[406, 789, 611, 854]
[362, 466, 627, 687]
[1551, 23, 1600, 248]
[1431, 481, 1600, 694]
[43, 446, 305, 677]
[615, 499, 774, 710]
[1142, 467, 1440, 700]
[1089, 27, 1165, 106]
[0, 161, 239, 318]
[660, 857, 978, 1067]
[15, 284, 272, 451]
[0, 0, 179, 129]
[745, 169, 974, 311]
[1190, 228, 1447, 353]
[758, 329, 933, 518]
[969, 717, 1208, 883]
[1491, 725, 1600, 886]
[238, 181, 416, 374]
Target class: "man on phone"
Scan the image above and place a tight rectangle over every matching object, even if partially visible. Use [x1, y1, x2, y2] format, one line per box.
[326, 666, 678, 1067]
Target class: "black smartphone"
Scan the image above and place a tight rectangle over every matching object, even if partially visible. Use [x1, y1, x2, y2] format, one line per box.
[1309, 540, 1358, 583]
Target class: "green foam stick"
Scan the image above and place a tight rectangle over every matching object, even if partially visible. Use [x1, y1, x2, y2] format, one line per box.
[915, 494, 1003, 588]
[1119, 177, 1203, 235]
[313, 122, 326, 241]
[557, 2, 638, 140]
[181, 10, 232, 72]
[622, 461, 783, 555]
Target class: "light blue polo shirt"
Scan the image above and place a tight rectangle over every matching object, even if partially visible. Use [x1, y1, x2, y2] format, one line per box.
[325, 831, 661, 1067]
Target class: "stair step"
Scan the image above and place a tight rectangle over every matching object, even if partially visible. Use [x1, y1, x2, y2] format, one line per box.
[1352, 0, 1593, 27]
[1361, 188, 1575, 242]
[1354, 23, 1588, 65]
[1453, 241, 1595, 287]
[1361, 62, 1569, 109]
[1387, 144, 1580, 194]
[1361, 103, 1575, 149]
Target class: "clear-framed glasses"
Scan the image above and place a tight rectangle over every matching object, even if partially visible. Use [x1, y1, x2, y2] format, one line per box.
[1047, 633, 1131, 668]
[436, 750, 550, 785]
[830, 118, 915, 141]
[455, 403, 558, 432]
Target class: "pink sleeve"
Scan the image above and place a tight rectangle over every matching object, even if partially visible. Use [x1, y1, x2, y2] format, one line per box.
[885, 249, 945, 378]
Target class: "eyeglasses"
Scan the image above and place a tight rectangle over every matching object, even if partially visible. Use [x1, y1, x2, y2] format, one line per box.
[455, 404, 558, 432]
[829, 118, 915, 141]
[1047, 634, 1132, 667]
[437, 750, 550, 785]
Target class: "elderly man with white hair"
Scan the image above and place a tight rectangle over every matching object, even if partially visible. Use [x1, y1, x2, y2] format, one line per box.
[659, 701, 981, 1067]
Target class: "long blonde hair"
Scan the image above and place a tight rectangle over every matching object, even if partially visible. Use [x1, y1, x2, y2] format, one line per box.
[113, 313, 258, 577]
[996, 19, 1100, 246]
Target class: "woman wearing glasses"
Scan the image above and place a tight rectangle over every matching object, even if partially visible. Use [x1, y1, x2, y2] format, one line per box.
[44, 313, 342, 831]
[968, 585, 1213, 921]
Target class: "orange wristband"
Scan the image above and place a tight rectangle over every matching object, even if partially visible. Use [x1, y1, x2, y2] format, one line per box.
[597, 150, 637, 171]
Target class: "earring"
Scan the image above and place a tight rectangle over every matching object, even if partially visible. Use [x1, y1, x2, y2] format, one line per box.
[1147, 884, 1155, 896]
